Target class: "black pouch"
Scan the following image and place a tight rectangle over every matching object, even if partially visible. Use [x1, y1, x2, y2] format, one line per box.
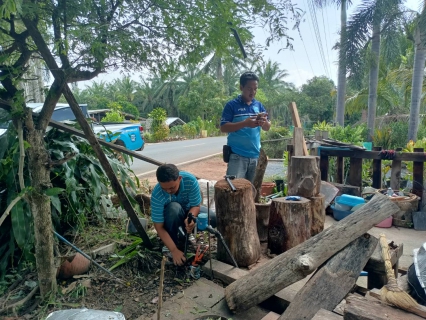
[223, 145, 232, 163]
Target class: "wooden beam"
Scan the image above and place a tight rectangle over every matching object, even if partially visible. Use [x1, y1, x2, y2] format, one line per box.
[413, 148, 424, 199]
[320, 148, 426, 162]
[390, 148, 403, 191]
[372, 146, 382, 189]
[279, 234, 377, 320]
[288, 102, 308, 156]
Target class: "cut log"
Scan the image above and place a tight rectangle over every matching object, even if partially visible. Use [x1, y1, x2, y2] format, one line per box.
[268, 197, 311, 254]
[214, 178, 260, 267]
[310, 193, 325, 236]
[279, 234, 378, 320]
[344, 294, 423, 320]
[293, 127, 305, 156]
[256, 201, 271, 243]
[224, 193, 400, 313]
[253, 149, 268, 203]
[289, 102, 308, 156]
[330, 182, 361, 197]
[288, 156, 321, 198]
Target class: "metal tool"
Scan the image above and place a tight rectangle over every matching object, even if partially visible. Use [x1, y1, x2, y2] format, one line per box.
[183, 213, 195, 259]
[192, 244, 209, 267]
[224, 175, 237, 192]
[53, 230, 127, 285]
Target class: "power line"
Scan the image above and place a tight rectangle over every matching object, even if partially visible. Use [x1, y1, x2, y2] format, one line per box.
[320, 6, 333, 78]
[290, 50, 304, 85]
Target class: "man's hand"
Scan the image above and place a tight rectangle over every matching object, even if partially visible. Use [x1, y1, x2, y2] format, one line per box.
[171, 248, 186, 266]
[256, 113, 268, 127]
[243, 116, 259, 128]
[184, 217, 196, 233]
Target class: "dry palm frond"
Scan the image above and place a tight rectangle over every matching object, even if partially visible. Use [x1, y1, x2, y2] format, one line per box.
[379, 233, 419, 311]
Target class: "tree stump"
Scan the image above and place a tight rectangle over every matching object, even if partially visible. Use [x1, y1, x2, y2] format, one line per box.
[255, 201, 271, 243]
[309, 194, 325, 236]
[214, 178, 260, 267]
[268, 197, 311, 254]
[288, 156, 321, 198]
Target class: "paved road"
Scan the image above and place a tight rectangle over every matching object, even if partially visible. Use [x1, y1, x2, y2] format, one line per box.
[131, 136, 226, 177]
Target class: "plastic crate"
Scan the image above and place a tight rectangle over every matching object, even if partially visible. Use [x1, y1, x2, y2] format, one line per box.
[331, 204, 352, 221]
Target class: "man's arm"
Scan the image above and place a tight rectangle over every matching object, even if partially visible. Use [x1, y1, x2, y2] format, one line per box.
[154, 222, 186, 266]
[221, 117, 258, 133]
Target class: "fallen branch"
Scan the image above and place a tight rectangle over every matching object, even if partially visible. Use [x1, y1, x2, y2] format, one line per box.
[0, 286, 39, 314]
[0, 194, 25, 226]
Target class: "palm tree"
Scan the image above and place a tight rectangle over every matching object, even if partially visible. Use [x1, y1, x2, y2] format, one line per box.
[314, 0, 352, 126]
[256, 60, 290, 93]
[408, 2, 426, 141]
[345, 0, 405, 141]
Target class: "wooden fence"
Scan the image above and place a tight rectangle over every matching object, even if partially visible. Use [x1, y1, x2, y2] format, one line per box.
[318, 146, 425, 199]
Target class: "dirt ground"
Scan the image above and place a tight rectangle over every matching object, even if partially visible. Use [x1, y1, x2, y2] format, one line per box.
[141, 154, 227, 187]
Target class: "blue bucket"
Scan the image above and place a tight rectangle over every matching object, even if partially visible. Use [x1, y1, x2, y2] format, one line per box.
[197, 213, 208, 231]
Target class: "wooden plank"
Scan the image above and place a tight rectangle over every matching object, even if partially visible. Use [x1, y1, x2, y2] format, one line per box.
[293, 127, 305, 156]
[368, 288, 426, 319]
[348, 157, 362, 190]
[372, 147, 382, 189]
[413, 148, 424, 199]
[330, 182, 361, 197]
[312, 309, 343, 320]
[320, 154, 329, 181]
[260, 312, 280, 320]
[288, 102, 308, 156]
[318, 148, 426, 162]
[337, 157, 344, 184]
[344, 294, 423, 320]
[390, 148, 403, 191]
[280, 234, 377, 320]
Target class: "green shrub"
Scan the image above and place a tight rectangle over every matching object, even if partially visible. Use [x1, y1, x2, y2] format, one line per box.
[153, 123, 170, 141]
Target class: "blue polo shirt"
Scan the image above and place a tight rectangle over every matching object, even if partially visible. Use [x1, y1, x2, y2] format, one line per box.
[220, 96, 267, 158]
[151, 171, 202, 223]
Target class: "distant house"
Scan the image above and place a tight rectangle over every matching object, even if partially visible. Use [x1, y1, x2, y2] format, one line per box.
[88, 109, 145, 122]
[165, 117, 185, 128]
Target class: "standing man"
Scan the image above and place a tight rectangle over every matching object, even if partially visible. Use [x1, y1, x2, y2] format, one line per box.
[220, 71, 270, 182]
[151, 164, 215, 266]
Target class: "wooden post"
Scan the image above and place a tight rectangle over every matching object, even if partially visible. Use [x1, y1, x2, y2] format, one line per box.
[412, 148, 424, 200]
[390, 147, 403, 191]
[255, 202, 271, 243]
[309, 194, 325, 236]
[269, 197, 311, 253]
[279, 234, 378, 320]
[320, 152, 329, 182]
[372, 146, 382, 189]
[348, 157, 362, 192]
[253, 148, 268, 203]
[287, 144, 294, 186]
[214, 178, 260, 267]
[293, 127, 305, 156]
[337, 157, 344, 184]
[288, 156, 321, 198]
[224, 193, 400, 313]
[288, 102, 308, 156]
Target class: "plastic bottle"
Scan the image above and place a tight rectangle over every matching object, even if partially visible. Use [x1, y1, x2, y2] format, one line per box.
[387, 187, 393, 196]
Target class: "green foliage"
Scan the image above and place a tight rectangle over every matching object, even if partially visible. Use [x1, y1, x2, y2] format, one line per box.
[102, 110, 125, 122]
[330, 125, 366, 145]
[148, 108, 169, 141]
[373, 128, 392, 150]
[119, 101, 140, 119]
[312, 121, 333, 132]
[153, 123, 170, 142]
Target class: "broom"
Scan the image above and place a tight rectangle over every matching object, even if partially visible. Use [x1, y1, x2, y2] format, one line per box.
[379, 233, 418, 311]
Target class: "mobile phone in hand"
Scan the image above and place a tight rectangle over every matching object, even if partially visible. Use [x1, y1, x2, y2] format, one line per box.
[256, 112, 265, 120]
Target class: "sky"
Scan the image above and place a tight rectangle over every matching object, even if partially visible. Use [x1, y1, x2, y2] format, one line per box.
[79, 0, 424, 90]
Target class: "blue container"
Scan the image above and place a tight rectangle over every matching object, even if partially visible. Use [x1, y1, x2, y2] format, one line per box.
[331, 204, 353, 221]
[337, 194, 365, 207]
[197, 213, 208, 231]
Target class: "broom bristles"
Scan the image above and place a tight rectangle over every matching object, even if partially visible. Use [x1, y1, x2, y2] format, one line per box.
[380, 285, 419, 310]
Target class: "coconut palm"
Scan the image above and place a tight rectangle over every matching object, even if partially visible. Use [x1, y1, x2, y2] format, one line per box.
[314, 0, 352, 126]
[408, 2, 426, 141]
[345, 0, 406, 141]
[256, 60, 290, 93]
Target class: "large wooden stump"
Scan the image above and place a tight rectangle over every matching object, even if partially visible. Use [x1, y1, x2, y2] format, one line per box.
[224, 193, 400, 313]
[280, 234, 378, 320]
[214, 178, 260, 267]
[268, 197, 311, 254]
[288, 156, 321, 198]
[309, 194, 325, 236]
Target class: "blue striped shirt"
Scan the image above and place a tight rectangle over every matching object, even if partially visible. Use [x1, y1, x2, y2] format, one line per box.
[151, 171, 202, 223]
[220, 95, 267, 158]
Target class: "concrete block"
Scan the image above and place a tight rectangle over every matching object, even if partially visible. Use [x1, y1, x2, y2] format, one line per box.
[184, 278, 224, 308]
[90, 243, 116, 258]
[127, 217, 148, 233]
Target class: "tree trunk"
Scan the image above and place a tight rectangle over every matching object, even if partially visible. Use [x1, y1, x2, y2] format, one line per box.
[26, 127, 57, 297]
[255, 202, 271, 243]
[214, 178, 260, 267]
[280, 234, 378, 320]
[408, 26, 426, 142]
[224, 193, 400, 313]
[336, 0, 347, 126]
[253, 149, 268, 203]
[310, 194, 325, 236]
[367, 22, 381, 142]
[271, 197, 311, 253]
[288, 156, 321, 198]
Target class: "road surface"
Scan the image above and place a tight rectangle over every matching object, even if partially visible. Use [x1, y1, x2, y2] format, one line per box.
[131, 136, 226, 177]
